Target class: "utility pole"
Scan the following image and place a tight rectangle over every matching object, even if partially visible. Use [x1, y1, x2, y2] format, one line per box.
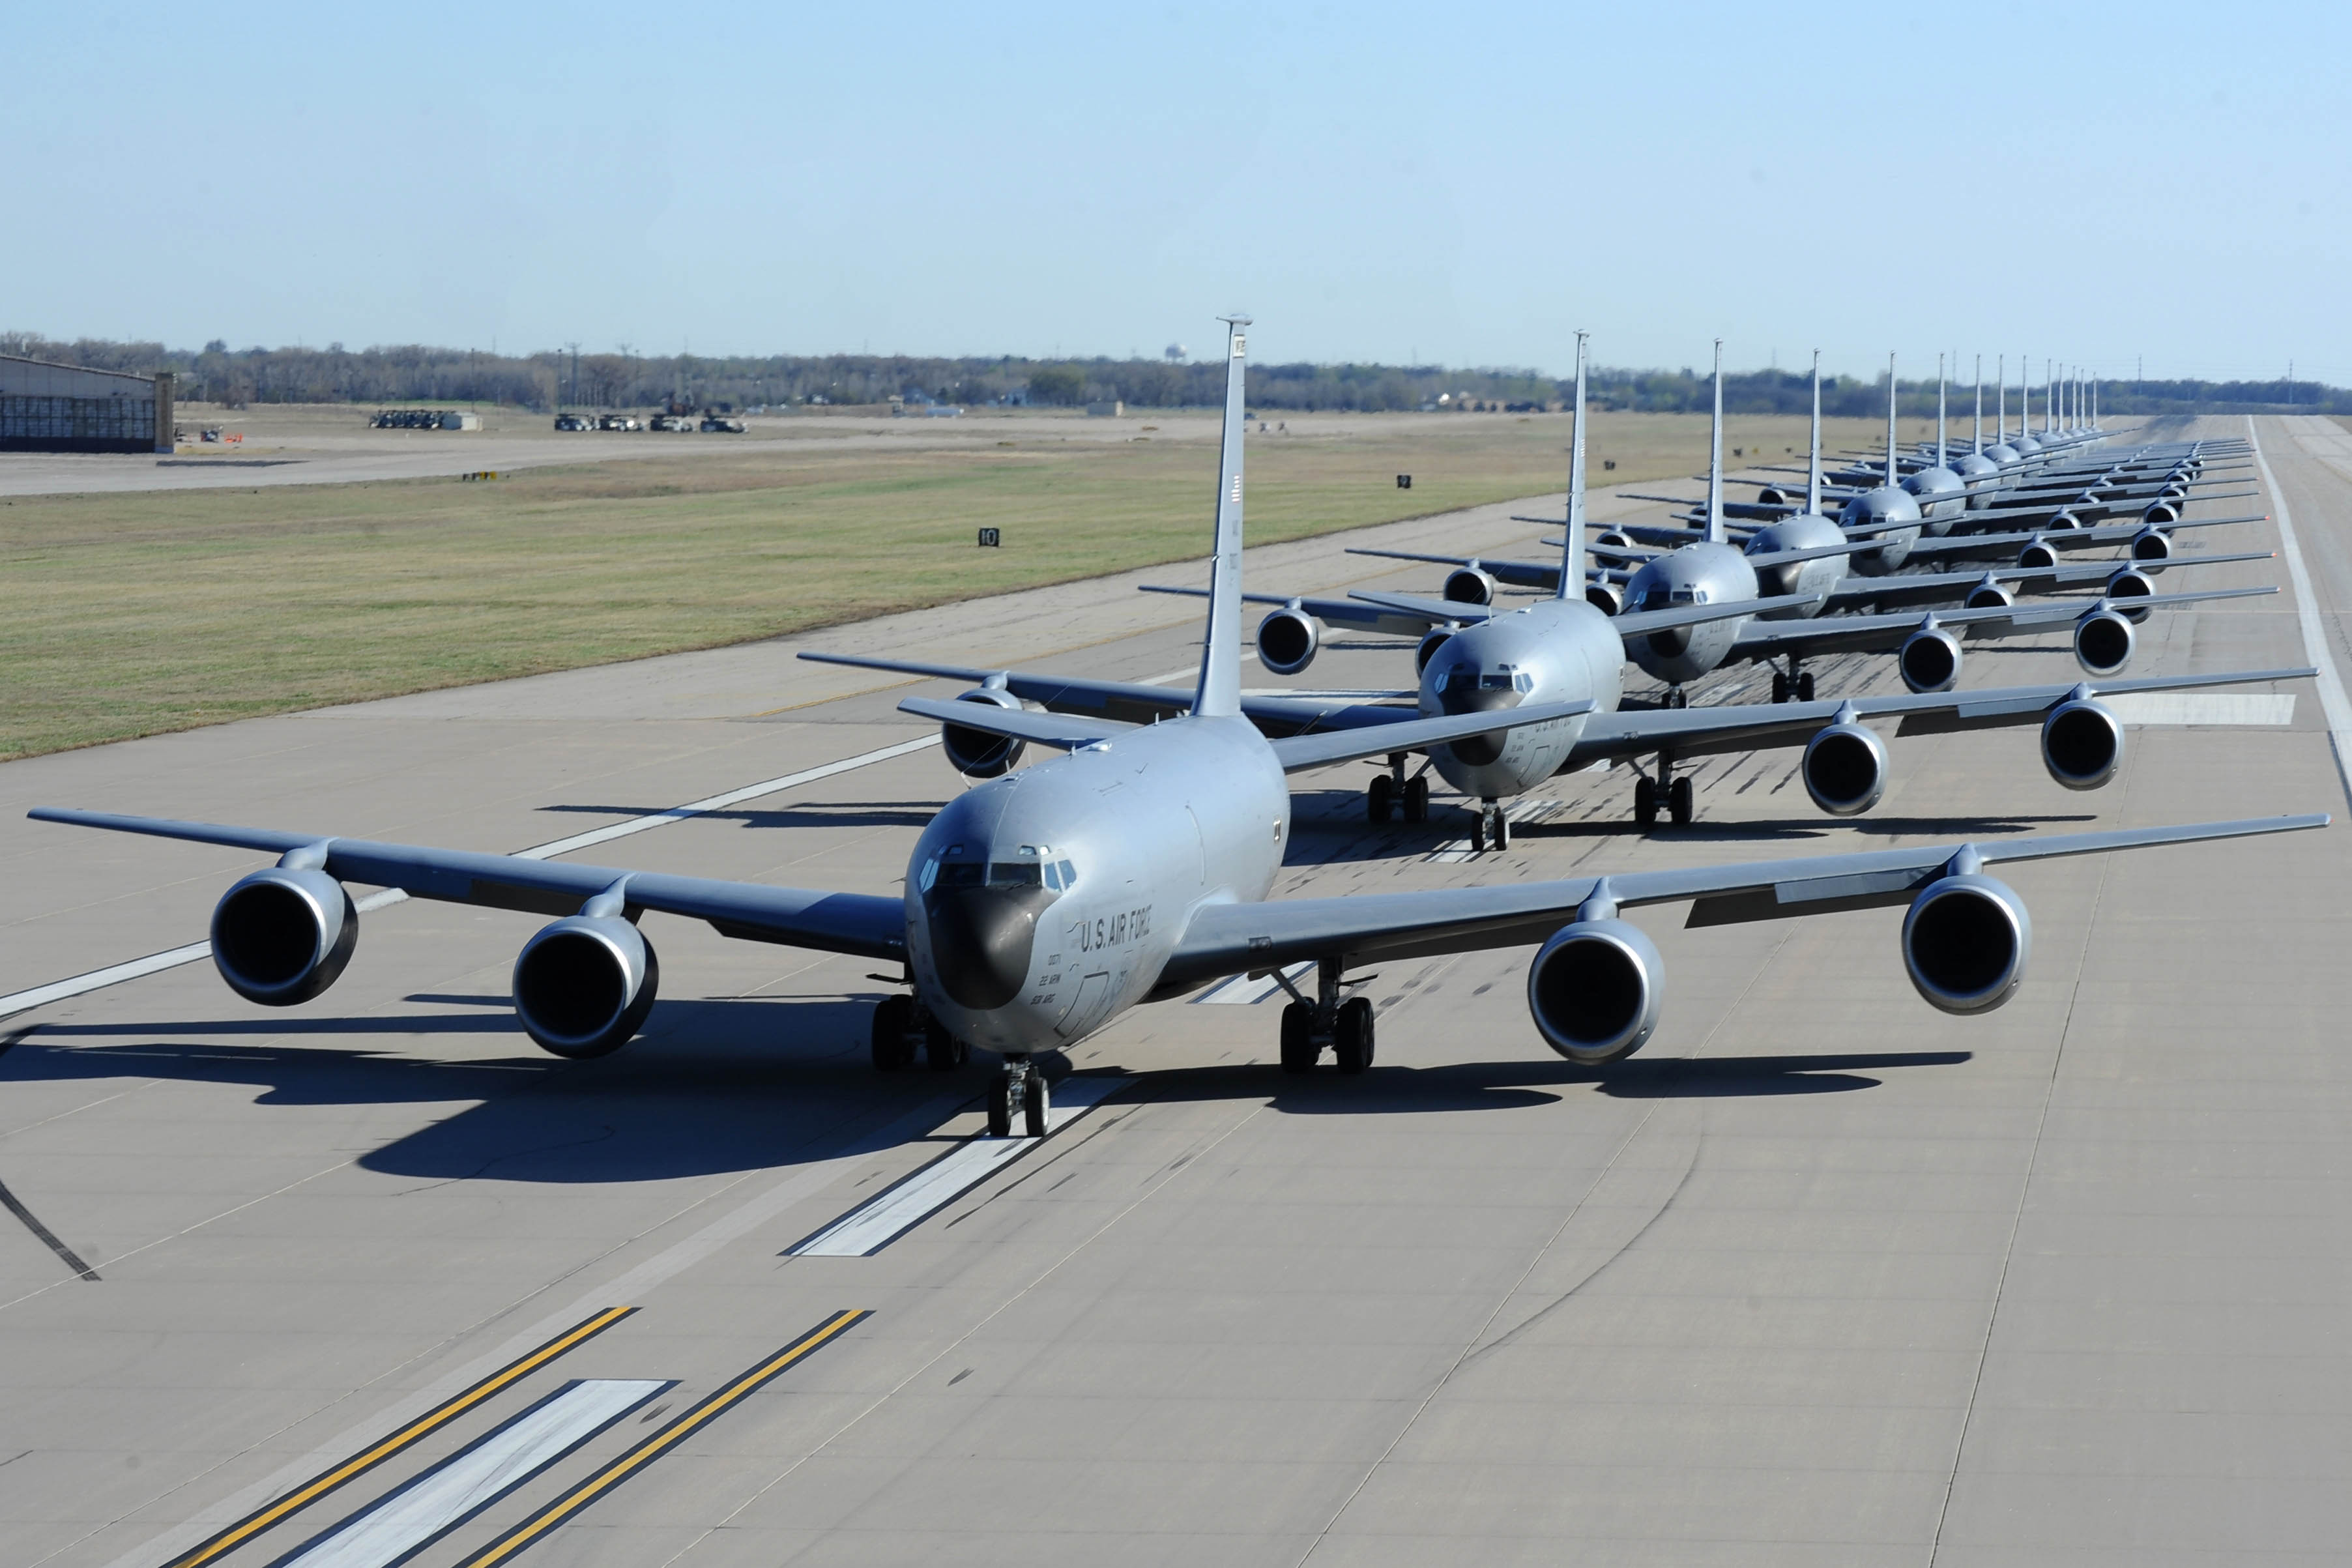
[565, 342, 581, 410]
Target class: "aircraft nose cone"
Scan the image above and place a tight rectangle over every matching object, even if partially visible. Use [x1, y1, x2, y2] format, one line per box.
[925, 883, 1049, 1011]
[1437, 672, 1522, 766]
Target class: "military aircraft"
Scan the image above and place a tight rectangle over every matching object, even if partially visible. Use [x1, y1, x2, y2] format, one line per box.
[26, 314, 2328, 1136]
[810, 334, 2309, 840]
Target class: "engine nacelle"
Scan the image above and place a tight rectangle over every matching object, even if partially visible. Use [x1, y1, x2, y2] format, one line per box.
[2042, 695, 2125, 789]
[2140, 501, 2181, 527]
[942, 688, 1028, 777]
[211, 866, 359, 1006]
[1801, 720, 1889, 816]
[1255, 606, 1321, 676]
[2046, 508, 2084, 531]
[2128, 525, 2173, 566]
[1902, 872, 2031, 1014]
[1964, 578, 2016, 611]
[2017, 536, 2060, 570]
[1526, 918, 1663, 1064]
[513, 914, 660, 1058]
[1898, 626, 1963, 693]
[2104, 567, 2158, 620]
[1443, 566, 1498, 606]
[1756, 486, 1793, 507]
[1584, 581, 1624, 617]
[1414, 626, 1456, 674]
[2073, 607, 2134, 676]
[1595, 529, 1633, 551]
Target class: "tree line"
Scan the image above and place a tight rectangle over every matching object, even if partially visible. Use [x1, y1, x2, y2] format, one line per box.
[3, 330, 2344, 417]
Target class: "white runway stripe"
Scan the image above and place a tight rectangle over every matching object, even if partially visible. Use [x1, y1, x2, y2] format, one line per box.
[0, 734, 942, 1021]
[2250, 418, 2352, 807]
[786, 1077, 1131, 1257]
[2102, 692, 2297, 727]
[276, 1378, 669, 1568]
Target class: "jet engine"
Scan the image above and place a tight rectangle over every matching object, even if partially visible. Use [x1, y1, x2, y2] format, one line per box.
[2140, 501, 2182, 527]
[1964, 577, 2016, 611]
[1594, 529, 1633, 551]
[2042, 695, 2125, 789]
[1801, 719, 1889, 816]
[2073, 607, 2134, 676]
[2017, 536, 2060, 570]
[2128, 525, 2173, 566]
[942, 688, 1028, 777]
[210, 866, 359, 1006]
[512, 914, 660, 1058]
[1756, 486, 1794, 506]
[1443, 566, 1498, 606]
[1255, 606, 1321, 676]
[1414, 626, 1456, 675]
[2045, 509, 2084, 531]
[1525, 918, 1663, 1064]
[1901, 871, 2031, 1014]
[1584, 581, 1624, 617]
[2104, 567, 2158, 621]
[1898, 625, 1964, 693]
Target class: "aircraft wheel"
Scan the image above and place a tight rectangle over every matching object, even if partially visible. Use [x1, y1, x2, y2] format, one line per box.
[1367, 774, 1395, 824]
[870, 996, 916, 1071]
[1669, 776, 1694, 824]
[923, 1020, 963, 1071]
[1333, 996, 1375, 1074]
[1771, 671, 1789, 704]
[987, 1075, 1013, 1137]
[1279, 1002, 1317, 1072]
[1402, 775, 1429, 822]
[1796, 671, 1816, 702]
[1633, 776, 1658, 830]
[1023, 1074, 1051, 1138]
[1468, 811, 1487, 853]
[1488, 806, 1511, 851]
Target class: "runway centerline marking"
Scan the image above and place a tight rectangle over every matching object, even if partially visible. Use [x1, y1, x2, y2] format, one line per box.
[272, 1378, 671, 1568]
[786, 1077, 1131, 1256]
[158, 1306, 635, 1568]
[0, 734, 942, 1023]
[2250, 416, 2352, 806]
[454, 1311, 869, 1568]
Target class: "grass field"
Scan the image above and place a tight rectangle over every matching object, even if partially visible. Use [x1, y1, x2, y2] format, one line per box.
[0, 409, 1910, 757]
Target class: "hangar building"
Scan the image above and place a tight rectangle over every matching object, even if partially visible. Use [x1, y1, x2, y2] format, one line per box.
[0, 355, 172, 454]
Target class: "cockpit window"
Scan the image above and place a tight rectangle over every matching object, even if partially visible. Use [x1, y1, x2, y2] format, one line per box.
[1514, 672, 1533, 693]
[935, 860, 984, 888]
[989, 862, 1042, 887]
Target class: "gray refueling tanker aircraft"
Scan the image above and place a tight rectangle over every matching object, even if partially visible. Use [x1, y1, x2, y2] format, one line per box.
[26, 317, 2327, 1139]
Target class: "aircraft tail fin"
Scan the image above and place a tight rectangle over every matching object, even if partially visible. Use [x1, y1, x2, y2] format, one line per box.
[1705, 340, 1725, 545]
[1806, 350, 1822, 515]
[1883, 352, 1898, 487]
[1558, 330, 1589, 600]
[1192, 314, 1251, 719]
[1936, 353, 1947, 467]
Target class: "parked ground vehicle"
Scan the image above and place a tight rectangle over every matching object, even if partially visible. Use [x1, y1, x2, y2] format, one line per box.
[700, 415, 746, 433]
[553, 413, 594, 431]
[596, 413, 643, 431]
[650, 414, 695, 432]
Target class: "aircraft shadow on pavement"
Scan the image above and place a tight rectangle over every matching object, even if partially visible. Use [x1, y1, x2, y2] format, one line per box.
[534, 800, 944, 832]
[0, 996, 979, 1185]
[1138, 1048, 1971, 1111]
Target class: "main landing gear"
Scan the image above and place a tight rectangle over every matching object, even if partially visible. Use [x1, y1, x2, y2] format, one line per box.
[987, 1054, 1050, 1138]
[1659, 686, 1690, 710]
[1468, 798, 1511, 852]
[1276, 958, 1376, 1075]
[1770, 666, 1816, 704]
[1632, 766, 1693, 830]
[870, 993, 969, 1072]
[1366, 752, 1430, 824]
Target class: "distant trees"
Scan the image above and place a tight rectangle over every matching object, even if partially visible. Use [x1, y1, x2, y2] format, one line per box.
[3, 330, 2344, 416]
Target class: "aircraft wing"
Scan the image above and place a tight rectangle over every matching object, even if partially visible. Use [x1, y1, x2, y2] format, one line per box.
[1139, 583, 1461, 636]
[1264, 699, 1595, 773]
[1722, 586, 2276, 663]
[799, 650, 1197, 725]
[895, 697, 1134, 751]
[1152, 815, 2326, 988]
[1348, 588, 1820, 633]
[1818, 551, 2277, 615]
[24, 809, 910, 960]
[1343, 548, 1568, 590]
[1902, 513, 2267, 564]
[1560, 665, 2314, 767]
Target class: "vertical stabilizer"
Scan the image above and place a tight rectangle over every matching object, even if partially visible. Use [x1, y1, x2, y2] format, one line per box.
[1936, 353, 1947, 467]
[1805, 350, 1823, 516]
[1705, 340, 1726, 545]
[1972, 354, 1983, 454]
[1192, 314, 1251, 719]
[1558, 331, 1589, 601]
[1997, 355, 2006, 443]
[2020, 354, 2031, 438]
[1883, 353, 1898, 487]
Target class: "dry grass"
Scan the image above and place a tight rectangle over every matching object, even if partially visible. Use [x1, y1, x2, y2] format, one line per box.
[0, 409, 1903, 757]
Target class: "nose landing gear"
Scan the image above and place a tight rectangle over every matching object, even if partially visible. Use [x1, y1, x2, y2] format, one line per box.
[1633, 762, 1694, 830]
[1275, 959, 1377, 1075]
[987, 1054, 1051, 1138]
[1467, 798, 1509, 852]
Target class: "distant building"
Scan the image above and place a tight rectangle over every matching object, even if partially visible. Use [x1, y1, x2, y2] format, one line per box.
[1, 355, 171, 453]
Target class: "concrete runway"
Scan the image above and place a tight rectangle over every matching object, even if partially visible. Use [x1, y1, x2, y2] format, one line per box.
[0, 418, 2341, 1567]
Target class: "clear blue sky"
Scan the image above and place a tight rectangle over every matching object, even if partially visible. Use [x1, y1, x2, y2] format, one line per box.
[11, 1, 2345, 383]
